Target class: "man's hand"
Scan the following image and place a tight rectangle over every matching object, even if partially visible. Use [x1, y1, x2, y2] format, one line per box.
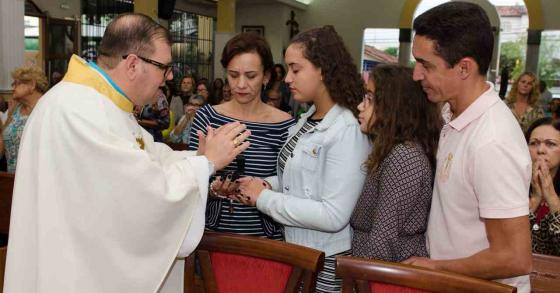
[201, 122, 250, 171]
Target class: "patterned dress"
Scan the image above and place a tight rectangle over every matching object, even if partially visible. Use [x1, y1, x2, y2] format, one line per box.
[189, 104, 295, 239]
[506, 101, 545, 133]
[2, 104, 29, 173]
[530, 175, 560, 256]
[530, 209, 560, 256]
[351, 143, 433, 261]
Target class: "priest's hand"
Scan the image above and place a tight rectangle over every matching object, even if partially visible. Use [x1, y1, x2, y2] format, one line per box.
[202, 122, 251, 171]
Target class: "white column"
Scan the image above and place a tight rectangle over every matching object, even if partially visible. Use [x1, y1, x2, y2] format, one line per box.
[0, 0, 25, 93]
[488, 27, 500, 83]
[398, 28, 411, 66]
[214, 0, 236, 80]
[214, 32, 236, 80]
[525, 29, 541, 74]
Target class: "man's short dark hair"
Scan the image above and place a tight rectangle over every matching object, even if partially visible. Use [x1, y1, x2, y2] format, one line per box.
[413, 2, 493, 75]
[98, 13, 171, 69]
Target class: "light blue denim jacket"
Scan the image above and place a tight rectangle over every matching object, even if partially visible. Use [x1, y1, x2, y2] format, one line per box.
[257, 104, 371, 256]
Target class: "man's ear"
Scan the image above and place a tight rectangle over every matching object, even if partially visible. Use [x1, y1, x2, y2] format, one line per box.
[123, 55, 140, 80]
[457, 57, 478, 80]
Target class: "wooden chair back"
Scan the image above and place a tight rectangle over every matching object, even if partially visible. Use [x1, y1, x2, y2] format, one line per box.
[185, 232, 324, 293]
[0, 173, 14, 235]
[336, 256, 517, 293]
[530, 253, 560, 293]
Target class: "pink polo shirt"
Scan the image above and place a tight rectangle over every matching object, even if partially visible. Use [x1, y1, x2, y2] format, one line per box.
[426, 83, 531, 293]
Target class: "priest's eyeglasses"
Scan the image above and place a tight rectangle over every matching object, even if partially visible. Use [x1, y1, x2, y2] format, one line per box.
[122, 54, 174, 78]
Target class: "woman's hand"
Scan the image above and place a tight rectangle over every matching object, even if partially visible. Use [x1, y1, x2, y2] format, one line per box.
[209, 173, 240, 199]
[235, 177, 270, 206]
[530, 160, 544, 213]
[536, 159, 560, 213]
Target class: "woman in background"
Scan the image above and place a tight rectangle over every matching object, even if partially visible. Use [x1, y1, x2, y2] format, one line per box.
[196, 82, 211, 103]
[211, 78, 225, 105]
[169, 95, 205, 145]
[506, 72, 544, 132]
[221, 82, 232, 103]
[526, 117, 560, 256]
[0, 66, 48, 173]
[137, 88, 170, 142]
[351, 64, 440, 262]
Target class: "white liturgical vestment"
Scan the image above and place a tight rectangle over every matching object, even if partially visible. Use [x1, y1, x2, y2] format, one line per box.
[4, 55, 209, 293]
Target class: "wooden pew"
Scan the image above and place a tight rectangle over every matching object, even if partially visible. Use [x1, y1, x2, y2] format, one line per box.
[0, 173, 14, 236]
[0, 246, 6, 292]
[531, 253, 560, 293]
[185, 232, 325, 293]
[336, 256, 516, 293]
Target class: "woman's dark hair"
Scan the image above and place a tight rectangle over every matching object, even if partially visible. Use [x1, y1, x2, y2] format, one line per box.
[289, 25, 364, 116]
[273, 64, 286, 81]
[365, 64, 441, 172]
[212, 78, 225, 103]
[525, 117, 560, 142]
[525, 117, 560, 194]
[220, 32, 274, 75]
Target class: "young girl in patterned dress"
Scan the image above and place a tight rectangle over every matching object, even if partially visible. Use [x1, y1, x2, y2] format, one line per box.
[351, 64, 440, 262]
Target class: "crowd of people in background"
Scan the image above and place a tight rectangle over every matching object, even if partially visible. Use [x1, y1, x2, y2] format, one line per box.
[2, 2, 560, 293]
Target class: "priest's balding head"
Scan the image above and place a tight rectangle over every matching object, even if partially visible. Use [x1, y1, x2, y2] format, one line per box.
[98, 13, 174, 106]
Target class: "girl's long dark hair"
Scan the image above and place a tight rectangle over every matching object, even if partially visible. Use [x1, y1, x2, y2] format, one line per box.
[365, 64, 441, 173]
[290, 26, 364, 116]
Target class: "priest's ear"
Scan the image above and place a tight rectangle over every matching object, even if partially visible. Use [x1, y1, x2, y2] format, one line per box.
[121, 54, 142, 80]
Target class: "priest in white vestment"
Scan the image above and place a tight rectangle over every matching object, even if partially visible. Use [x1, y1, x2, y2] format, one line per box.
[3, 14, 250, 293]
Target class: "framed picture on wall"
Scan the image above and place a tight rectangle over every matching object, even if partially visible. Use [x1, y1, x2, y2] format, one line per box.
[241, 25, 265, 37]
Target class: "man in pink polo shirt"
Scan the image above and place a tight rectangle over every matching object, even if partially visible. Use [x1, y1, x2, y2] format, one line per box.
[403, 2, 532, 292]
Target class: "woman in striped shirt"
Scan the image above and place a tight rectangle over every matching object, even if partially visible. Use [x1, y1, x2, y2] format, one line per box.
[189, 32, 295, 240]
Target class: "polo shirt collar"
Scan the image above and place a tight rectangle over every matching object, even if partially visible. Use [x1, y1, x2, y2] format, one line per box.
[448, 82, 500, 131]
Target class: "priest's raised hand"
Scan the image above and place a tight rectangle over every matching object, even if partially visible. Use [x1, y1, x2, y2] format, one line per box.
[197, 121, 251, 171]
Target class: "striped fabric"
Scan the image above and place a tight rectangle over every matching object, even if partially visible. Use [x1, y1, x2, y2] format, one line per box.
[316, 250, 351, 293]
[278, 119, 321, 174]
[189, 105, 295, 240]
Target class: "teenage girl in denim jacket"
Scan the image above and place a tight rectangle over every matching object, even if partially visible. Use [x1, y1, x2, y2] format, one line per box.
[237, 26, 371, 292]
